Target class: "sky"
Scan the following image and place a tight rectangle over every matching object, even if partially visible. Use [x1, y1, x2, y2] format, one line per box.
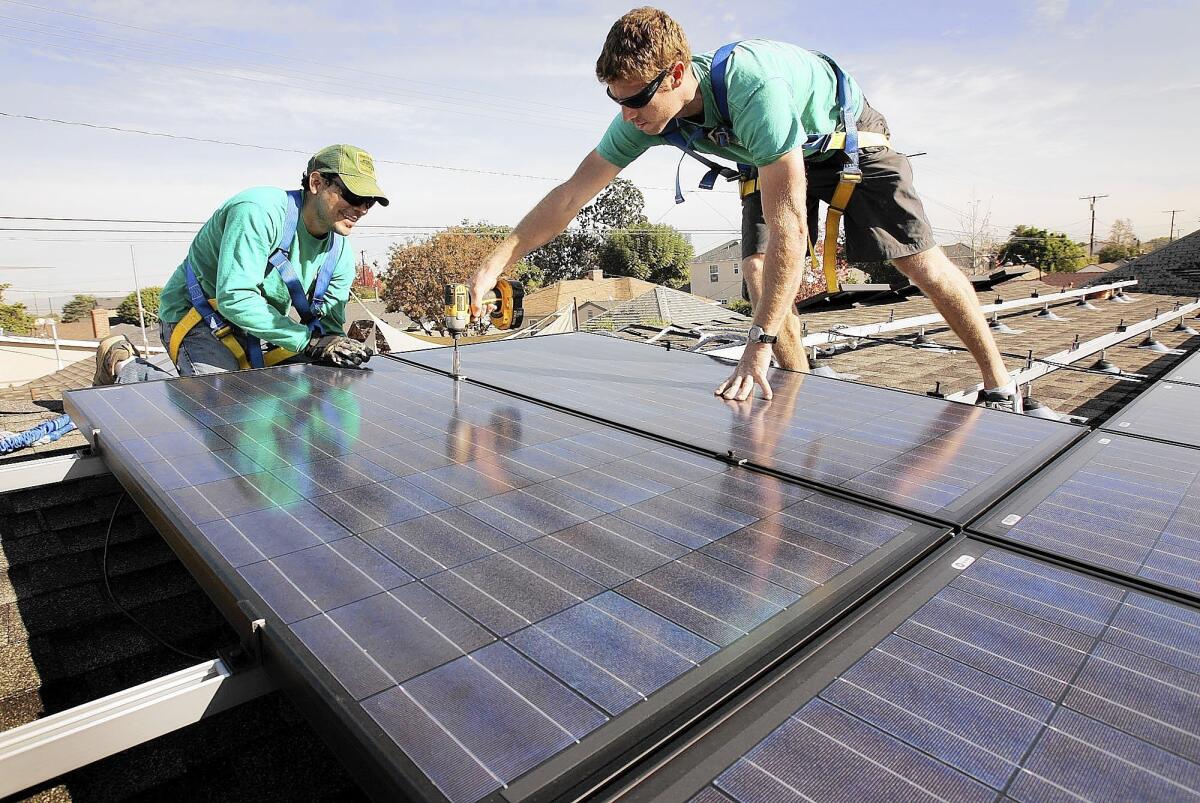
[1, 0, 1197, 312]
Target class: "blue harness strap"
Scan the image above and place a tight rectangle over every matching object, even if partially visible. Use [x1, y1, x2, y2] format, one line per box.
[267, 190, 342, 337]
[663, 43, 861, 202]
[182, 189, 343, 369]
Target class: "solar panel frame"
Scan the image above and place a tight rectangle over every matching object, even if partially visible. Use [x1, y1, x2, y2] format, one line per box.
[1100, 381, 1200, 449]
[395, 333, 1085, 526]
[1166, 348, 1200, 387]
[63, 360, 948, 803]
[969, 432, 1200, 603]
[606, 539, 1200, 803]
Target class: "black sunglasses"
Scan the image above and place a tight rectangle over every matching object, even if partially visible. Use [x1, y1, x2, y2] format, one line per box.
[606, 67, 671, 109]
[325, 173, 376, 209]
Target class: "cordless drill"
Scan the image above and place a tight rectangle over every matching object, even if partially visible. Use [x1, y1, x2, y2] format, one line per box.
[443, 279, 524, 377]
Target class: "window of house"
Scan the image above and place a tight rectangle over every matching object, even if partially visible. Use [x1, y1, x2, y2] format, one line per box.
[709, 265, 719, 282]
[733, 265, 739, 274]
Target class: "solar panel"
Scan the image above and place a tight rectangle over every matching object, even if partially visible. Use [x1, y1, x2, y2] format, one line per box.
[1101, 381, 1200, 449]
[63, 359, 944, 803]
[398, 333, 1083, 525]
[971, 433, 1200, 599]
[614, 543, 1200, 803]
[1167, 348, 1200, 387]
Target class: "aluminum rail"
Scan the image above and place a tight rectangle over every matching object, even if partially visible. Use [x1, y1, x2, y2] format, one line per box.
[946, 301, 1200, 402]
[0, 659, 274, 798]
[704, 279, 1139, 358]
[0, 449, 108, 493]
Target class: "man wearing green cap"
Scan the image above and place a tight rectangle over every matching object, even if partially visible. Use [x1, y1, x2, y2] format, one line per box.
[95, 144, 389, 384]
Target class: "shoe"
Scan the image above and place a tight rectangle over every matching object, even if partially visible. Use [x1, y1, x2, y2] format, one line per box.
[976, 389, 1024, 414]
[94, 335, 141, 386]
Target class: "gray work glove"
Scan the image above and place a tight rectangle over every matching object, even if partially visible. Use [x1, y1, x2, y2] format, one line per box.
[304, 334, 373, 367]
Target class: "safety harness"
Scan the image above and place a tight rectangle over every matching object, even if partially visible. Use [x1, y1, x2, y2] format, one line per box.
[168, 190, 343, 370]
[661, 42, 890, 293]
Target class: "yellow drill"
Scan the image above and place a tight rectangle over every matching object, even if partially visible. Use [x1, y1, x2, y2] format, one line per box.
[443, 279, 524, 377]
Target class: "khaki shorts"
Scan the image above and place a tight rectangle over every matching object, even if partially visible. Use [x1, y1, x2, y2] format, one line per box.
[740, 103, 938, 264]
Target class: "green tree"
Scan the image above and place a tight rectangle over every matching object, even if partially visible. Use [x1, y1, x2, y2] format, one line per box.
[577, 178, 648, 232]
[1097, 243, 1136, 263]
[596, 223, 694, 288]
[723, 298, 752, 315]
[1140, 236, 1171, 255]
[996, 225, 1087, 273]
[526, 177, 651, 285]
[0, 284, 36, 335]
[116, 286, 162, 324]
[60, 293, 98, 323]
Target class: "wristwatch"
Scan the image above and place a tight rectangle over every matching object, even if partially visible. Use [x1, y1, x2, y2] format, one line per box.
[747, 325, 777, 344]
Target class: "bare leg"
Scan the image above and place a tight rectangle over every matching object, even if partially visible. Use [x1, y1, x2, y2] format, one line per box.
[742, 253, 809, 372]
[893, 246, 1011, 388]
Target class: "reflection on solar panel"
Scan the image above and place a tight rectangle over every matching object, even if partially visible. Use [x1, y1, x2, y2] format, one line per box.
[64, 359, 942, 802]
[1168, 349, 1200, 387]
[1101, 382, 1200, 448]
[400, 334, 1082, 524]
[972, 433, 1200, 598]
[620, 546, 1200, 803]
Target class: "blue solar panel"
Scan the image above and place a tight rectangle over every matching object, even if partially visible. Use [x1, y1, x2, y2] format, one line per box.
[64, 359, 942, 802]
[634, 548, 1200, 803]
[399, 333, 1083, 524]
[972, 433, 1200, 598]
[1101, 381, 1200, 449]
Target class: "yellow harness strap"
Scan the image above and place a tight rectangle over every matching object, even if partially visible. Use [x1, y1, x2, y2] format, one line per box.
[167, 302, 297, 370]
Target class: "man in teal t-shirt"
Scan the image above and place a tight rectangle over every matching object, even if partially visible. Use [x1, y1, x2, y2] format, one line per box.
[469, 8, 1022, 413]
[94, 144, 388, 385]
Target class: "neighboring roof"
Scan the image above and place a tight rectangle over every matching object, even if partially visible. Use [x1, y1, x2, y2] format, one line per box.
[583, 286, 749, 333]
[799, 275, 1198, 421]
[522, 275, 659, 323]
[0, 472, 366, 800]
[1090, 228, 1200, 295]
[691, 239, 740, 263]
[348, 296, 416, 331]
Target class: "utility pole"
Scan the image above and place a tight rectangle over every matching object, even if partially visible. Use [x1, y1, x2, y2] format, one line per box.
[1163, 209, 1184, 242]
[1079, 194, 1108, 257]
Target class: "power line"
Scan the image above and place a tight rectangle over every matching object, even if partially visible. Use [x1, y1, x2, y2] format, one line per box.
[1163, 209, 1184, 242]
[0, 0, 607, 120]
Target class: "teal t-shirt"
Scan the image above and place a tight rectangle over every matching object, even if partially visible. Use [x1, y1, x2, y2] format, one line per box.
[159, 187, 355, 354]
[596, 40, 865, 169]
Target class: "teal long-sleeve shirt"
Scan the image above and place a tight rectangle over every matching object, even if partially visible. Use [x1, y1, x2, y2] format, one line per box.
[159, 187, 355, 354]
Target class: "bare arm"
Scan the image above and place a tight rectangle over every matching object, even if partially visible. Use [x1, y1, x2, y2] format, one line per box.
[470, 150, 621, 314]
[716, 149, 809, 401]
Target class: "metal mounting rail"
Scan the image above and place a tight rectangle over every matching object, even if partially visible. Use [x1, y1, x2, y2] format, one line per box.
[946, 300, 1200, 401]
[705, 279, 1139, 357]
[0, 659, 274, 798]
[0, 449, 108, 493]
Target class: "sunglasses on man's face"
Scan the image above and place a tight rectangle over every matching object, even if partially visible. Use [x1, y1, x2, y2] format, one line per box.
[327, 174, 376, 210]
[606, 67, 671, 109]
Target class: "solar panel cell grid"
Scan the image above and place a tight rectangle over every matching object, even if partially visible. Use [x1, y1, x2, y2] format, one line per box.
[1101, 382, 1200, 448]
[679, 550, 1200, 803]
[973, 434, 1200, 598]
[64, 360, 940, 803]
[400, 334, 1082, 523]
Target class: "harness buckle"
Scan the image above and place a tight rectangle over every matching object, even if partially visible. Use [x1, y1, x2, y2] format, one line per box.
[212, 323, 234, 339]
[838, 167, 863, 185]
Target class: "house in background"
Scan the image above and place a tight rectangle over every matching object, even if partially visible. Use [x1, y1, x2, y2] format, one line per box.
[688, 239, 742, 303]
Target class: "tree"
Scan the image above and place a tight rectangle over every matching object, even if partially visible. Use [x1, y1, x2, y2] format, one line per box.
[61, 294, 98, 323]
[526, 177, 651, 286]
[958, 194, 997, 274]
[596, 223, 693, 287]
[116, 286, 162, 324]
[724, 298, 752, 315]
[1097, 243, 1135, 263]
[996, 225, 1087, 273]
[0, 284, 36, 335]
[1140, 236, 1171, 255]
[380, 223, 516, 334]
[577, 178, 648, 232]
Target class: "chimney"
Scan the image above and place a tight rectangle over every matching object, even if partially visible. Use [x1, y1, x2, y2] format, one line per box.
[588, 269, 604, 281]
[91, 308, 111, 339]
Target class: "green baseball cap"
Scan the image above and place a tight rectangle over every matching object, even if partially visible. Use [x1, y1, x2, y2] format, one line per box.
[307, 144, 389, 206]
